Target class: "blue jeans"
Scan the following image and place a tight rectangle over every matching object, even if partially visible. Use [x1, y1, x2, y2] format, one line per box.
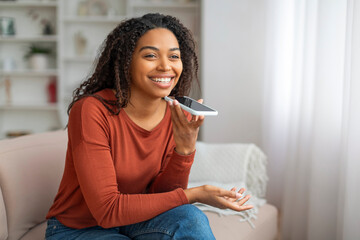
[45, 204, 215, 239]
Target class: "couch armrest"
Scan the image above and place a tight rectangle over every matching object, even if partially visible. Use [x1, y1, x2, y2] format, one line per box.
[0, 187, 8, 240]
[0, 130, 67, 240]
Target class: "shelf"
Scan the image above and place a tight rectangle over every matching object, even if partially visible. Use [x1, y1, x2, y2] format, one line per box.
[63, 56, 94, 62]
[0, 1, 57, 8]
[0, 69, 58, 77]
[64, 16, 127, 24]
[0, 103, 58, 111]
[132, 2, 198, 8]
[0, 35, 58, 43]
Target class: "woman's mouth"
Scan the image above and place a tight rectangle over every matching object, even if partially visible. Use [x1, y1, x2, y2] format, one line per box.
[149, 77, 173, 83]
[148, 76, 175, 88]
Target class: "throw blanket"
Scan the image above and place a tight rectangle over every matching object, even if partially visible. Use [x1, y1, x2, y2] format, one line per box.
[188, 142, 268, 228]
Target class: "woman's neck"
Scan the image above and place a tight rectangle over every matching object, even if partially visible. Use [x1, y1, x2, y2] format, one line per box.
[113, 89, 167, 131]
[125, 95, 165, 120]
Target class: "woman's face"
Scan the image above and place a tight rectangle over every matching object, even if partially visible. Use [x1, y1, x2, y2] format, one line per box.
[129, 28, 183, 100]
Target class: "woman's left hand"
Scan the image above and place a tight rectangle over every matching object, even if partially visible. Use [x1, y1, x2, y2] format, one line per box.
[168, 99, 204, 155]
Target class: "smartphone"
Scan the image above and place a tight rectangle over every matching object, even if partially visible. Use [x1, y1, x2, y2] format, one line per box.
[164, 96, 218, 116]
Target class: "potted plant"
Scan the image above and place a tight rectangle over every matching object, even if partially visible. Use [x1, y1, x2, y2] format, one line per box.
[24, 45, 52, 70]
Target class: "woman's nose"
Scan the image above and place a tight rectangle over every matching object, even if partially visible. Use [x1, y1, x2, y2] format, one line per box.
[157, 57, 171, 71]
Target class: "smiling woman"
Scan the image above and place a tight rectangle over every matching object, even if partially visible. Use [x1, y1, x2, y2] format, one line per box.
[44, 13, 253, 240]
[129, 28, 182, 100]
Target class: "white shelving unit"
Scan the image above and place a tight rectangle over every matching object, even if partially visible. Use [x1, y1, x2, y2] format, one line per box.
[0, 0, 60, 139]
[0, 0, 200, 139]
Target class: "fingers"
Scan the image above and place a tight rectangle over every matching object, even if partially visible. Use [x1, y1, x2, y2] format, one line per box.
[228, 194, 253, 211]
[198, 185, 254, 212]
[236, 194, 251, 205]
[225, 187, 239, 202]
[216, 195, 253, 211]
[169, 100, 204, 127]
[168, 100, 188, 128]
[238, 188, 245, 195]
[168, 101, 181, 128]
[220, 187, 254, 211]
[219, 188, 242, 202]
[172, 100, 189, 125]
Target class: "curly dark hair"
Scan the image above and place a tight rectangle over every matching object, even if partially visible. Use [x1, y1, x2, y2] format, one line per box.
[67, 13, 199, 115]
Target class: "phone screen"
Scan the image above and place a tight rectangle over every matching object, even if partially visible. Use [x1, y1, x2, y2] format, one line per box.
[175, 97, 216, 112]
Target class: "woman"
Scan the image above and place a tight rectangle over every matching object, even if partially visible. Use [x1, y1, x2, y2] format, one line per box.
[45, 13, 253, 239]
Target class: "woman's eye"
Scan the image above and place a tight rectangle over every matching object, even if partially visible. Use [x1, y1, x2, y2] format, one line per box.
[145, 54, 156, 58]
[170, 55, 180, 59]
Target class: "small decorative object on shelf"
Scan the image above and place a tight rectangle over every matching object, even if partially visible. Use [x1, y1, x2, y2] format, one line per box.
[24, 44, 52, 70]
[77, 0, 109, 17]
[0, 17, 16, 36]
[87, 0, 108, 16]
[5, 77, 11, 104]
[47, 76, 57, 103]
[77, 0, 89, 16]
[27, 9, 55, 35]
[74, 31, 87, 56]
[0, 77, 12, 104]
[0, 58, 17, 71]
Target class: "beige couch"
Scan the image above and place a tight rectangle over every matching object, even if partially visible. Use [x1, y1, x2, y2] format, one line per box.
[0, 130, 278, 240]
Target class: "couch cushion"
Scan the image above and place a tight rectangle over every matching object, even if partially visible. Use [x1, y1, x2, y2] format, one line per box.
[206, 204, 278, 240]
[0, 130, 67, 240]
[19, 221, 47, 240]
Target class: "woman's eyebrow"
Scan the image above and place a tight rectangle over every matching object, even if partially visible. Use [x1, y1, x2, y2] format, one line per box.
[139, 46, 180, 52]
[139, 46, 158, 52]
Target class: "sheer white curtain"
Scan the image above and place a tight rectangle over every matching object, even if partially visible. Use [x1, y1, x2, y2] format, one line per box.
[262, 0, 360, 239]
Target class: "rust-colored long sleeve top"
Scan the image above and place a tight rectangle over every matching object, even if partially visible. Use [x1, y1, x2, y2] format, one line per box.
[46, 89, 194, 229]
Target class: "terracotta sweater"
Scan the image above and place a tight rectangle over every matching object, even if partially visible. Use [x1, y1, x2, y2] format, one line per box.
[46, 89, 194, 229]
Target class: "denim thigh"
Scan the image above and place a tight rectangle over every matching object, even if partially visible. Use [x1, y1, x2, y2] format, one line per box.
[45, 205, 214, 240]
[119, 204, 215, 240]
[45, 217, 130, 240]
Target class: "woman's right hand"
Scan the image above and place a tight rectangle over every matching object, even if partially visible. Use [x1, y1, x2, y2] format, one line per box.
[183, 185, 253, 212]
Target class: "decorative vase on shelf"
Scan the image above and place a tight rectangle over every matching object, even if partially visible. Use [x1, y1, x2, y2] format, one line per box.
[29, 54, 48, 70]
[47, 76, 57, 103]
[24, 45, 52, 71]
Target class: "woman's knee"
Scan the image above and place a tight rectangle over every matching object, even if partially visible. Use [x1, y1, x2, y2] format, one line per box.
[177, 204, 209, 225]
[172, 204, 215, 239]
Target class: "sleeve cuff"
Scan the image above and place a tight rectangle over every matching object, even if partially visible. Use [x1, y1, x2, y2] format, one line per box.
[172, 148, 196, 163]
[175, 188, 190, 204]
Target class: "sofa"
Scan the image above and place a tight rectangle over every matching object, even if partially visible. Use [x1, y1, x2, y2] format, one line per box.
[0, 130, 278, 240]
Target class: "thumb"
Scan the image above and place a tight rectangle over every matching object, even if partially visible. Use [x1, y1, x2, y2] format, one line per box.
[197, 99, 204, 104]
[221, 189, 242, 199]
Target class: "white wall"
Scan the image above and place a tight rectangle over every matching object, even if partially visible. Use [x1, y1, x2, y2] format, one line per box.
[200, 0, 266, 146]
[339, 1, 360, 239]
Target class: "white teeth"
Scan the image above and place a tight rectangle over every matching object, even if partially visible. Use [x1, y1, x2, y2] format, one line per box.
[151, 78, 172, 83]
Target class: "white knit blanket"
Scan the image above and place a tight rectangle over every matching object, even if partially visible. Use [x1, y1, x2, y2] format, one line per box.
[188, 142, 268, 228]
